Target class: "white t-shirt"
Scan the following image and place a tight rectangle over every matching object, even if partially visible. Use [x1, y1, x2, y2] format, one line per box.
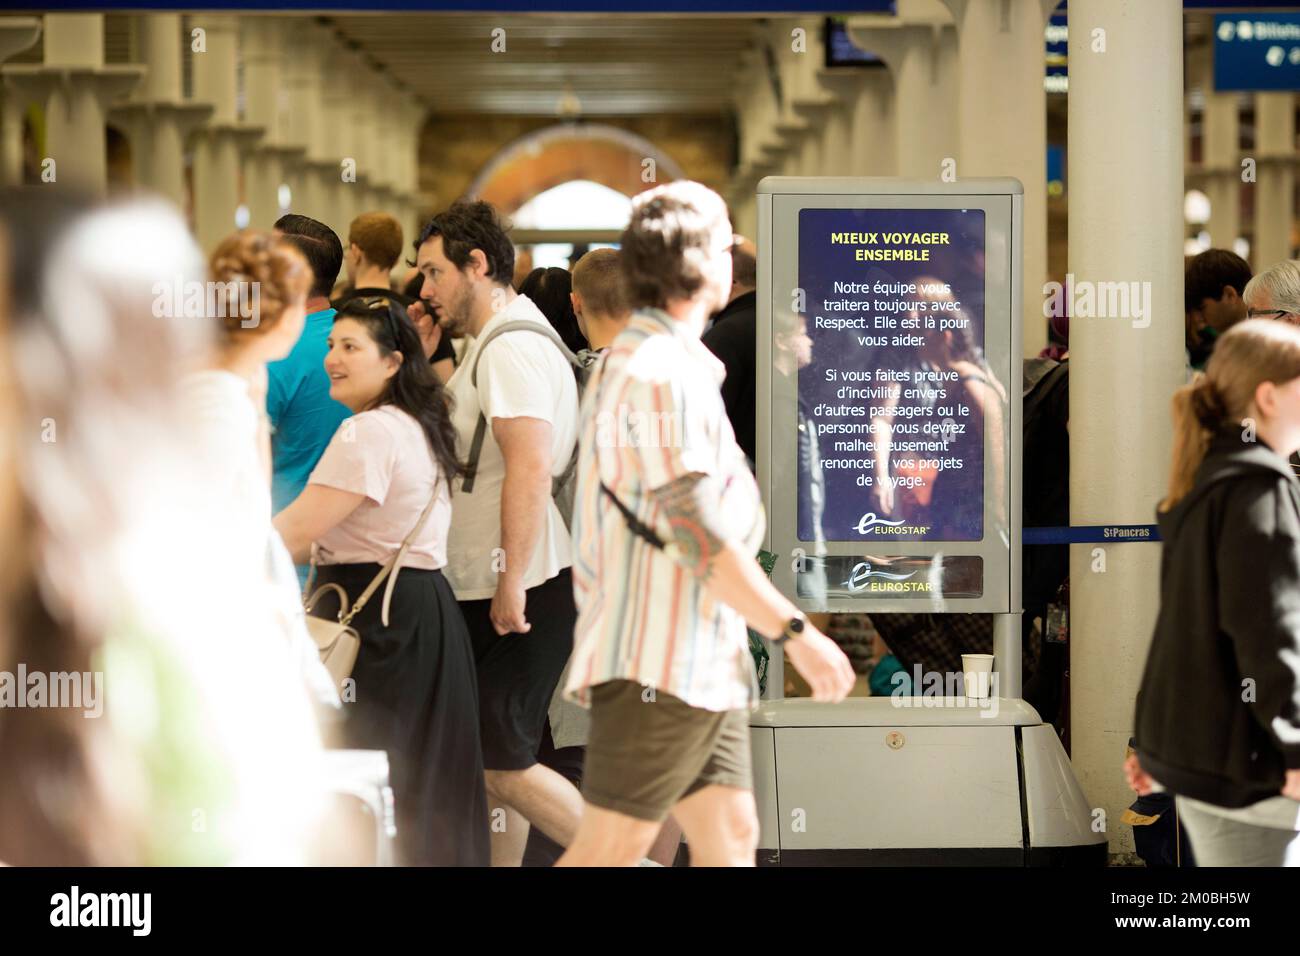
[443, 293, 579, 600]
[309, 405, 451, 569]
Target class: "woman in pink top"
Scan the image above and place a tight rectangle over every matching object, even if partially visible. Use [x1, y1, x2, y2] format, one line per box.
[275, 299, 488, 866]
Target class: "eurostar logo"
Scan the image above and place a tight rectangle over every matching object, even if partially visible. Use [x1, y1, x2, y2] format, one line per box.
[842, 562, 918, 591]
[853, 512, 907, 535]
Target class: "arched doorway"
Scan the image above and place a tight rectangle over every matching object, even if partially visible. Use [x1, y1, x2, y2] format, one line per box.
[467, 121, 685, 273]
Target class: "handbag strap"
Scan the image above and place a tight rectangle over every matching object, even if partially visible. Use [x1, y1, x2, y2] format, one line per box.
[302, 487, 440, 629]
[344, 488, 440, 628]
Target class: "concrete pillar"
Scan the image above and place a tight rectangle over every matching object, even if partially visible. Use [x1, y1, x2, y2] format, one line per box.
[943, 0, 1058, 355]
[814, 69, 861, 177]
[319, 39, 355, 244]
[191, 15, 261, 254]
[848, 2, 958, 179]
[366, 74, 395, 220]
[1254, 93, 1296, 269]
[1200, 43, 1241, 250]
[0, 17, 41, 185]
[3, 14, 142, 195]
[768, 17, 827, 179]
[1068, 0, 1185, 859]
[243, 17, 301, 230]
[111, 15, 212, 208]
[399, 94, 427, 256]
[281, 27, 329, 229]
[342, 51, 378, 220]
[848, 70, 895, 176]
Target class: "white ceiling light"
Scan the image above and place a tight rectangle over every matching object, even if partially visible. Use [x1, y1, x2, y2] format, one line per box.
[1184, 189, 1211, 225]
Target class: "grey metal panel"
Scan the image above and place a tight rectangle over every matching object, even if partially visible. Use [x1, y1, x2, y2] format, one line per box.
[757, 177, 1020, 615]
[750, 696, 1041, 728]
[750, 726, 780, 851]
[1021, 724, 1108, 849]
[773, 725, 1023, 849]
[759, 176, 1025, 196]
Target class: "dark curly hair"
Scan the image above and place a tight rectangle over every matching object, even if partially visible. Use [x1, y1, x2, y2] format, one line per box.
[332, 298, 464, 490]
[414, 200, 515, 286]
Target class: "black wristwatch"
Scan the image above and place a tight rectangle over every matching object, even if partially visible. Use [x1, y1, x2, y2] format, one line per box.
[773, 614, 806, 646]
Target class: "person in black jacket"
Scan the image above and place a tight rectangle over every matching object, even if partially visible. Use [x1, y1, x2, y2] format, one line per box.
[1129, 319, 1300, 865]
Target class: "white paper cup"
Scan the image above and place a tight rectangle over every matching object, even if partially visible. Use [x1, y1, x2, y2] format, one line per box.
[962, 654, 995, 699]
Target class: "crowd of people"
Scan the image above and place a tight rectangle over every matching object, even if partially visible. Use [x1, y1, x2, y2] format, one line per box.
[3, 174, 1299, 868]
[0, 181, 851, 867]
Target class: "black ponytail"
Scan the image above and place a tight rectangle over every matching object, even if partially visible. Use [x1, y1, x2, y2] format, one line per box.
[333, 299, 464, 491]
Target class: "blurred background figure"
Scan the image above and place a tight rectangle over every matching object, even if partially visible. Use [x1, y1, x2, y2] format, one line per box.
[1244, 259, 1300, 325]
[267, 214, 349, 522]
[402, 270, 458, 382]
[518, 265, 589, 355]
[335, 212, 406, 307]
[1184, 249, 1251, 370]
[0, 189, 327, 865]
[701, 236, 758, 467]
[569, 247, 631, 356]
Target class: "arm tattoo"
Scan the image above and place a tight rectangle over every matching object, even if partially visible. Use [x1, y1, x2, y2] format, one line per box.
[650, 473, 728, 579]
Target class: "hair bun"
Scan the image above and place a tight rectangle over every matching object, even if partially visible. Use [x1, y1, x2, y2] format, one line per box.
[1190, 378, 1225, 427]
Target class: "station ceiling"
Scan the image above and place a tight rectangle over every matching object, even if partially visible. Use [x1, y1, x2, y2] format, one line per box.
[322, 13, 761, 116]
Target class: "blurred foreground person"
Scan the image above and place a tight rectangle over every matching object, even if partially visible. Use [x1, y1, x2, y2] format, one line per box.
[1131, 319, 1300, 865]
[181, 230, 339, 711]
[557, 182, 853, 867]
[0, 190, 326, 865]
[274, 299, 490, 866]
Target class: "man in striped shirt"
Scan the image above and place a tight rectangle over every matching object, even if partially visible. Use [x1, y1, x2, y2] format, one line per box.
[558, 182, 854, 867]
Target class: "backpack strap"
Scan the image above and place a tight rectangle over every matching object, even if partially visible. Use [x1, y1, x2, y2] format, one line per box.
[461, 319, 582, 494]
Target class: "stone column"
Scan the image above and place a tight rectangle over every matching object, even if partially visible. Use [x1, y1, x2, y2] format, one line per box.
[942, 0, 1059, 355]
[1068, 0, 1185, 859]
[190, 15, 262, 253]
[320, 38, 356, 243]
[398, 94, 427, 256]
[281, 25, 332, 235]
[1200, 39, 1241, 251]
[365, 74, 396, 223]
[1254, 93, 1296, 269]
[3, 14, 142, 195]
[0, 17, 41, 185]
[243, 17, 302, 230]
[111, 15, 211, 208]
[848, 1, 958, 179]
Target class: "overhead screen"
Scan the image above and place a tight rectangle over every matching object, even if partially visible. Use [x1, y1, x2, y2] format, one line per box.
[757, 178, 1022, 615]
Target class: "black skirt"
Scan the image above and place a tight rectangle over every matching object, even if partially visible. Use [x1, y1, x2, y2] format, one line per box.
[312, 563, 489, 867]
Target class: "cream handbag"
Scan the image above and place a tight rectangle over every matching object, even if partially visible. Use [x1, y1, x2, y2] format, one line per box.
[303, 493, 438, 693]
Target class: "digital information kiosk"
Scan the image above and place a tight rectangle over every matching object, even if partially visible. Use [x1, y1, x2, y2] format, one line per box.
[752, 177, 1104, 864]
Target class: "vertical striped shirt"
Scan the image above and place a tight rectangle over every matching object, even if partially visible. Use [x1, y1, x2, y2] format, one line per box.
[564, 308, 765, 713]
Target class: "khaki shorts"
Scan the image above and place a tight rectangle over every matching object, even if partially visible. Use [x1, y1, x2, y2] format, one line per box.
[581, 679, 752, 822]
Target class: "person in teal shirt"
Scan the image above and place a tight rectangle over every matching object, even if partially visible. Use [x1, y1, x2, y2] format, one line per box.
[267, 305, 350, 512]
[267, 216, 351, 586]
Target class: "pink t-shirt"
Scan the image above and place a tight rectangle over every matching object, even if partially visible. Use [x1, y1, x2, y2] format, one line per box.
[308, 405, 450, 569]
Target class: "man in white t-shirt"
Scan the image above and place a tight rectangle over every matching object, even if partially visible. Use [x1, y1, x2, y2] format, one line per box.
[415, 201, 583, 866]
